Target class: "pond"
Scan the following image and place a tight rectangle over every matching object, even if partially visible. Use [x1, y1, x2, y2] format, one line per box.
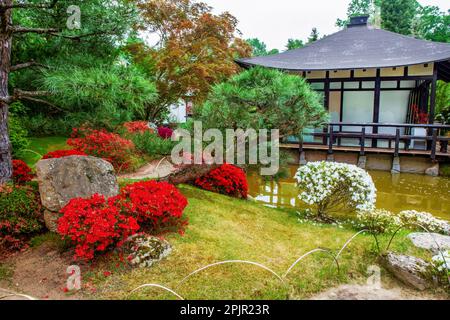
[247, 165, 450, 221]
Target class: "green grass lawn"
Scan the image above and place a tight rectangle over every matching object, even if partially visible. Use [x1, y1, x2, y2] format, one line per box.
[88, 184, 432, 300]
[20, 137, 69, 167]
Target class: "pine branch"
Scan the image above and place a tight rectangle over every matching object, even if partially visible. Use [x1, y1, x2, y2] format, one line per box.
[11, 26, 59, 34]
[0, 0, 58, 10]
[13, 89, 51, 98]
[10, 60, 48, 72]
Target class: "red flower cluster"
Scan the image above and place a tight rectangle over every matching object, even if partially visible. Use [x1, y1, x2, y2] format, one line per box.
[57, 181, 188, 261]
[42, 149, 87, 159]
[12, 160, 33, 184]
[195, 164, 248, 199]
[57, 194, 140, 261]
[123, 121, 152, 134]
[117, 181, 188, 234]
[67, 127, 135, 172]
[157, 126, 174, 139]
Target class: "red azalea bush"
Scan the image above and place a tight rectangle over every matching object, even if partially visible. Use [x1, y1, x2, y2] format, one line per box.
[123, 121, 152, 134]
[117, 181, 188, 234]
[157, 126, 174, 139]
[67, 127, 135, 172]
[42, 149, 87, 159]
[57, 194, 140, 261]
[195, 164, 248, 199]
[57, 181, 188, 261]
[12, 160, 33, 184]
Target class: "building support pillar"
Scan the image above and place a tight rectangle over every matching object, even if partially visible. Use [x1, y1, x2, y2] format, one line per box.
[391, 156, 401, 174]
[372, 69, 381, 148]
[299, 151, 307, 165]
[428, 64, 438, 125]
[357, 156, 367, 169]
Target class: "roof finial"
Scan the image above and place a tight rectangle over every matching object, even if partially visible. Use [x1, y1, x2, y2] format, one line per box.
[348, 15, 370, 28]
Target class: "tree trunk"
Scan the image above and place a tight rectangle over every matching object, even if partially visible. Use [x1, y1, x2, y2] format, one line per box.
[160, 163, 221, 185]
[0, 1, 13, 184]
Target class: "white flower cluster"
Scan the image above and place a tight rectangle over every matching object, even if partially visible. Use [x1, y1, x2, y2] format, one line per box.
[432, 251, 450, 272]
[399, 210, 450, 235]
[125, 234, 172, 269]
[294, 162, 377, 213]
[355, 209, 402, 234]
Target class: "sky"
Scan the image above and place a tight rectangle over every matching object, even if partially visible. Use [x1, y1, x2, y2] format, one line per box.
[203, 0, 450, 50]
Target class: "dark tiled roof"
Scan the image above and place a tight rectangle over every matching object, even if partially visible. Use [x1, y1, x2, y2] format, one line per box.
[237, 25, 450, 71]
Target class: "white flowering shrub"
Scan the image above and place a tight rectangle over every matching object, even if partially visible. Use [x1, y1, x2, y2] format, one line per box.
[294, 162, 376, 218]
[354, 209, 402, 234]
[398, 210, 450, 235]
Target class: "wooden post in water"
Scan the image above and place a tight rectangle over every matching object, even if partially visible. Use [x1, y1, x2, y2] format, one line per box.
[360, 127, 366, 156]
[394, 128, 400, 157]
[431, 129, 438, 160]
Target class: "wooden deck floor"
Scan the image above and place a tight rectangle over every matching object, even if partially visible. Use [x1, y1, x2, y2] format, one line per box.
[281, 143, 450, 158]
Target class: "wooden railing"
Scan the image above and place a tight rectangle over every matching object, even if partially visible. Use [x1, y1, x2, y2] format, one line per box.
[299, 122, 450, 159]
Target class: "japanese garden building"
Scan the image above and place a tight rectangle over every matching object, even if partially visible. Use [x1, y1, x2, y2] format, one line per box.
[237, 16, 450, 164]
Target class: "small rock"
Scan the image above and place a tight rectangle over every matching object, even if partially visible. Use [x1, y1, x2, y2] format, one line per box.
[408, 233, 450, 254]
[312, 284, 404, 300]
[425, 163, 440, 177]
[380, 252, 431, 291]
[123, 234, 172, 268]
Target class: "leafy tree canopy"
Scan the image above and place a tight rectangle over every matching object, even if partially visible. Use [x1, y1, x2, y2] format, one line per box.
[413, 6, 450, 42]
[41, 64, 158, 123]
[380, 0, 419, 35]
[126, 0, 251, 121]
[307, 28, 321, 44]
[286, 39, 304, 50]
[11, 0, 141, 119]
[194, 67, 329, 137]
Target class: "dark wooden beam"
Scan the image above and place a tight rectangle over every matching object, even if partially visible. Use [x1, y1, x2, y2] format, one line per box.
[372, 69, 381, 148]
[429, 64, 438, 125]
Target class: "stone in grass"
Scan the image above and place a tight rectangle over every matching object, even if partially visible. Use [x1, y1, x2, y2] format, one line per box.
[408, 233, 450, 254]
[380, 252, 431, 291]
[35, 156, 119, 232]
[124, 234, 172, 268]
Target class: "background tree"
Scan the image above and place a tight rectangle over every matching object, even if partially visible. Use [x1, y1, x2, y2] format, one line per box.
[307, 28, 320, 44]
[10, 1, 141, 137]
[380, 0, 419, 35]
[127, 0, 251, 121]
[247, 38, 268, 56]
[413, 6, 450, 42]
[286, 38, 303, 50]
[0, 0, 137, 182]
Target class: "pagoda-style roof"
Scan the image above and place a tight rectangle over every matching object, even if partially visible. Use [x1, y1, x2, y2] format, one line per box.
[236, 24, 450, 76]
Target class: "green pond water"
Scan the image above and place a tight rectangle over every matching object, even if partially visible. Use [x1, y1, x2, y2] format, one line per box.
[247, 166, 450, 221]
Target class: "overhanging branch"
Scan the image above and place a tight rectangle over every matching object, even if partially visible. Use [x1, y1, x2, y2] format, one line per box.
[19, 96, 61, 111]
[0, 0, 58, 10]
[11, 26, 59, 34]
[12, 26, 118, 41]
[10, 60, 48, 72]
[13, 89, 51, 98]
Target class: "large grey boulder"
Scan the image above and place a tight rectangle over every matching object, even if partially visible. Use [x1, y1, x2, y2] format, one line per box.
[408, 233, 450, 254]
[36, 156, 119, 232]
[380, 252, 431, 291]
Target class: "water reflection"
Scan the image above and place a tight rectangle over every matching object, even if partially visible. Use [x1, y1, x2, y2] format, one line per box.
[247, 166, 450, 220]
